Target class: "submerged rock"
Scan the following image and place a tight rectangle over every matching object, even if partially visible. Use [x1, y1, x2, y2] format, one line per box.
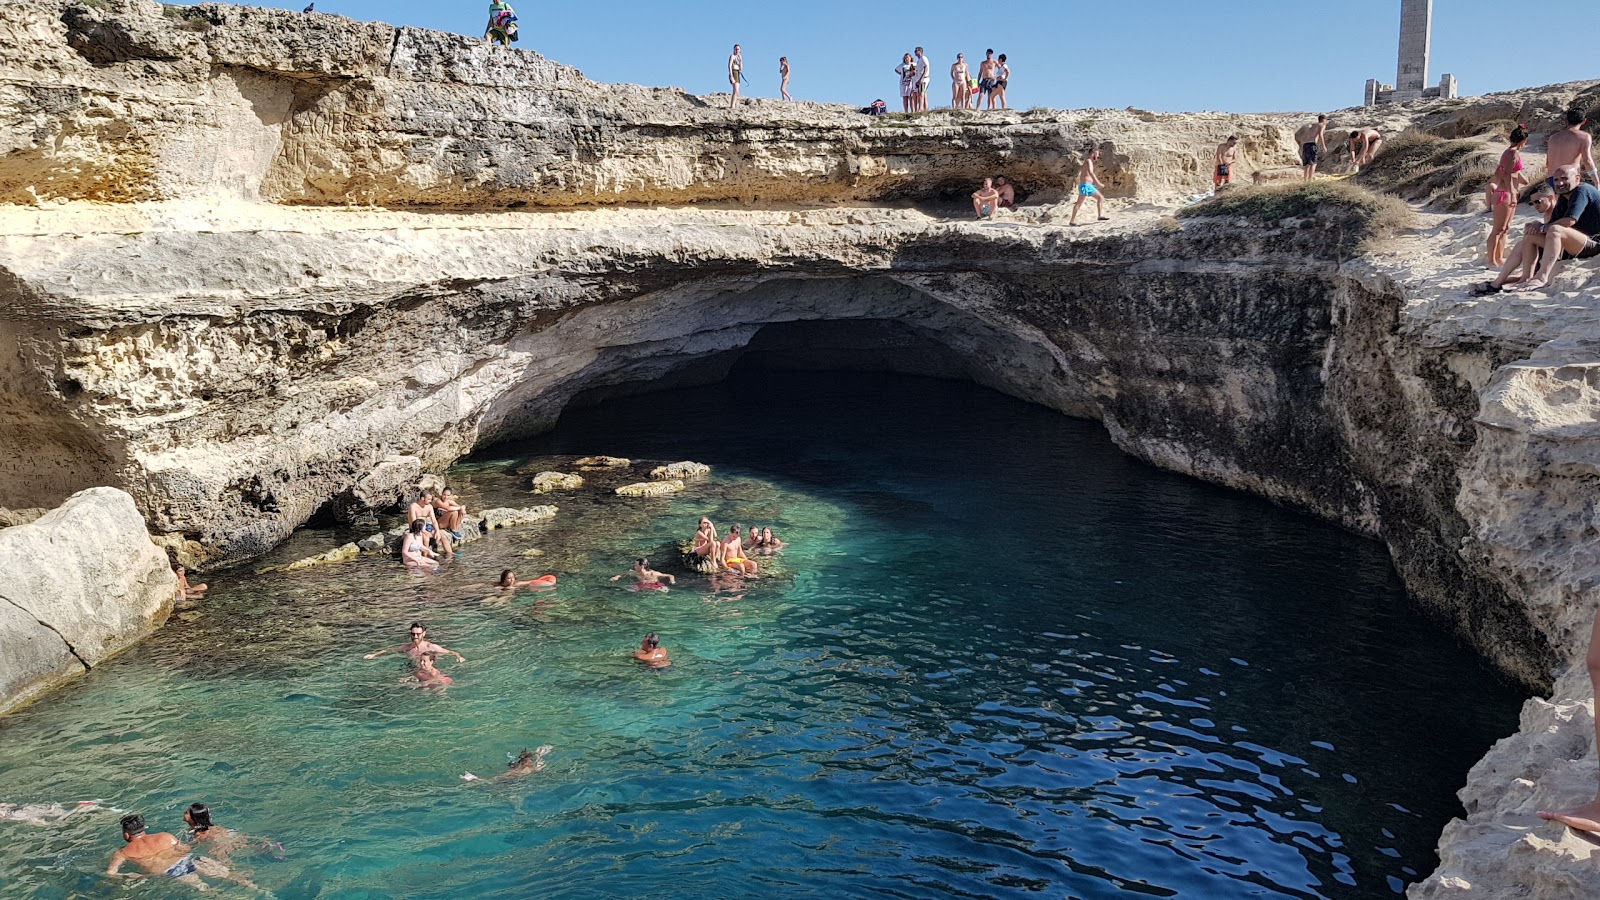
[0, 488, 175, 715]
[651, 461, 710, 480]
[677, 539, 721, 574]
[575, 456, 632, 469]
[283, 543, 360, 571]
[531, 471, 584, 493]
[480, 506, 559, 530]
[616, 480, 683, 498]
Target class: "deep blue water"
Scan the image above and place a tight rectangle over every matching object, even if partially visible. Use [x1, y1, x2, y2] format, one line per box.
[0, 370, 1520, 898]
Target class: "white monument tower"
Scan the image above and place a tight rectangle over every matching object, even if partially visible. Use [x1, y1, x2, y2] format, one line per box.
[1364, 0, 1457, 106]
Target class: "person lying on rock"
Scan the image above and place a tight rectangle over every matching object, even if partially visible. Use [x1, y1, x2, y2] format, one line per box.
[462, 745, 553, 782]
[611, 557, 676, 591]
[1539, 608, 1600, 833]
[364, 622, 465, 663]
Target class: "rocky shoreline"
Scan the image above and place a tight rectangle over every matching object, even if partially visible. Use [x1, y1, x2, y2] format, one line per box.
[3, 0, 1600, 894]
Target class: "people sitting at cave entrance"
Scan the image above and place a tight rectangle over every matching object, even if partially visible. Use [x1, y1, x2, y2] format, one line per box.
[633, 632, 671, 668]
[365, 622, 466, 663]
[973, 178, 1001, 221]
[400, 520, 440, 571]
[721, 525, 760, 577]
[407, 490, 456, 557]
[462, 745, 554, 782]
[173, 564, 207, 601]
[694, 517, 725, 568]
[1475, 166, 1600, 294]
[407, 652, 453, 688]
[611, 557, 676, 591]
[1539, 606, 1600, 834]
[994, 177, 1016, 209]
[435, 488, 468, 540]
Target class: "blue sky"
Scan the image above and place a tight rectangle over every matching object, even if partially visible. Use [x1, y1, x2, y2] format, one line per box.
[247, 0, 1591, 112]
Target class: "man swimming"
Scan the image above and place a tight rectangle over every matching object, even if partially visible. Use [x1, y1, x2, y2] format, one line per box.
[462, 745, 554, 782]
[364, 623, 466, 663]
[408, 490, 455, 557]
[1295, 115, 1328, 181]
[408, 652, 453, 687]
[0, 799, 107, 826]
[610, 557, 676, 590]
[106, 813, 198, 881]
[633, 633, 671, 668]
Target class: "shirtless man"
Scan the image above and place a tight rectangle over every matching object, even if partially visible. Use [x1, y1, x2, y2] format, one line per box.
[728, 44, 743, 109]
[1505, 165, 1600, 293]
[1068, 147, 1108, 226]
[977, 50, 999, 110]
[1214, 135, 1239, 188]
[462, 745, 553, 782]
[408, 491, 454, 557]
[610, 557, 677, 590]
[365, 622, 466, 663]
[1348, 127, 1383, 171]
[721, 525, 760, 576]
[950, 53, 969, 109]
[633, 633, 670, 667]
[1539, 607, 1600, 833]
[972, 177, 1001, 220]
[1295, 115, 1329, 181]
[994, 176, 1016, 208]
[913, 47, 931, 113]
[107, 813, 200, 882]
[409, 652, 452, 687]
[0, 799, 106, 826]
[1547, 109, 1599, 188]
[779, 57, 791, 101]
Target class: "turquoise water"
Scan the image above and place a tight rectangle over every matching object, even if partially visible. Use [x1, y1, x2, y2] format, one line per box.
[0, 371, 1521, 898]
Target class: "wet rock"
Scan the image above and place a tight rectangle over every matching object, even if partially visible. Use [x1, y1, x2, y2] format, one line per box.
[575, 456, 631, 469]
[530, 471, 584, 493]
[520, 548, 545, 558]
[650, 462, 710, 480]
[479, 506, 558, 531]
[283, 542, 360, 571]
[356, 533, 389, 553]
[0, 488, 175, 715]
[616, 480, 683, 498]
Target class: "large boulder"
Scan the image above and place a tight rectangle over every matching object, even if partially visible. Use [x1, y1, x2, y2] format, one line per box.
[0, 487, 175, 715]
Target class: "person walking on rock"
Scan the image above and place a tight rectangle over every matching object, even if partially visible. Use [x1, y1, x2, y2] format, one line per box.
[779, 56, 791, 101]
[1068, 148, 1108, 226]
[1295, 115, 1328, 181]
[728, 45, 744, 109]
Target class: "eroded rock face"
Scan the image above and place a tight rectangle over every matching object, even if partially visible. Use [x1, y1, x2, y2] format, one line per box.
[0, 487, 175, 714]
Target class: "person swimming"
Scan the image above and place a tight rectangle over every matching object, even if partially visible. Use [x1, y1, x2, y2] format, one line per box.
[0, 799, 109, 826]
[461, 745, 554, 782]
[721, 525, 760, 577]
[633, 633, 670, 668]
[760, 527, 784, 554]
[408, 652, 453, 687]
[496, 569, 557, 589]
[611, 558, 676, 591]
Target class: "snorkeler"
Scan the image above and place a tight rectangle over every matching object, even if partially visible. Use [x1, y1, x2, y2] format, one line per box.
[633, 633, 670, 668]
[610, 558, 676, 591]
[461, 745, 554, 782]
[693, 517, 725, 568]
[364, 623, 466, 663]
[721, 525, 760, 577]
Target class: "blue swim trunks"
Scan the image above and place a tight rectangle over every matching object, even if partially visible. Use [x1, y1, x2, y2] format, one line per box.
[165, 855, 197, 877]
[1079, 184, 1098, 197]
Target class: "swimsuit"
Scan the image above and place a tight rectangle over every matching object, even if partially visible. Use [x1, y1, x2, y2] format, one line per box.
[1079, 184, 1098, 197]
[979, 77, 996, 94]
[726, 556, 747, 564]
[633, 581, 667, 591]
[1215, 163, 1231, 179]
[1562, 237, 1600, 261]
[1301, 143, 1320, 166]
[165, 855, 198, 877]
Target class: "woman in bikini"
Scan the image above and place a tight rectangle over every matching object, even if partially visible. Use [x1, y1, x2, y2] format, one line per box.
[401, 520, 439, 573]
[761, 527, 784, 553]
[693, 517, 724, 568]
[1486, 124, 1531, 267]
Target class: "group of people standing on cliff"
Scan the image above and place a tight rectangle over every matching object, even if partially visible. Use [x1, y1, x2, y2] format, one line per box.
[723, 45, 1011, 112]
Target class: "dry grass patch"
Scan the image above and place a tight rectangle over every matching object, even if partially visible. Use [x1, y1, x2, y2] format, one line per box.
[1352, 130, 1497, 211]
[1178, 181, 1415, 254]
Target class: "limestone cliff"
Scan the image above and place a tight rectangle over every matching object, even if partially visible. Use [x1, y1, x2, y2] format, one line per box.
[5, 0, 1600, 895]
[0, 487, 175, 714]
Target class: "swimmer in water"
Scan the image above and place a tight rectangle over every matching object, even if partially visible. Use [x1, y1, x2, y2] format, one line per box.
[721, 525, 760, 577]
[0, 799, 109, 827]
[633, 632, 670, 668]
[180, 804, 263, 886]
[495, 569, 557, 589]
[364, 622, 466, 663]
[407, 652, 453, 687]
[760, 527, 784, 553]
[611, 557, 676, 590]
[462, 745, 554, 782]
[693, 517, 724, 568]
[107, 813, 201, 884]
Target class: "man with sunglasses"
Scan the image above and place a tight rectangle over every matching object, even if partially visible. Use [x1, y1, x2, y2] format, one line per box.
[363, 623, 466, 663]
[1506, 164, 1600, 293]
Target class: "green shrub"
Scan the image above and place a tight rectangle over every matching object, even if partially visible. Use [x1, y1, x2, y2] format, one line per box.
[1177, 180, 1415, 253]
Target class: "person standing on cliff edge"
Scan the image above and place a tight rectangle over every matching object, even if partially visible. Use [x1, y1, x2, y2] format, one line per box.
[1539, 607, 1600, 833]
[728, 45, 744, 109]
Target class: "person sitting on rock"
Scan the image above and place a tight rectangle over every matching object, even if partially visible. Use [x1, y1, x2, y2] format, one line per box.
[972, 178, 1001, 220]
[994, 177, 1016, 209]
[408, 491, 456, 557]
[174, 565, 207, 601]
[1473, 188, 1558, 294]
[1505, 164, 1600, 292]
[462, 745, 553, 782]
[694, 517, 725, 568]
[611, 557, 676, 591]
[399, 520, 439, 571]
[434, 488, 468, 540]
[721, 525, 760, 577]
